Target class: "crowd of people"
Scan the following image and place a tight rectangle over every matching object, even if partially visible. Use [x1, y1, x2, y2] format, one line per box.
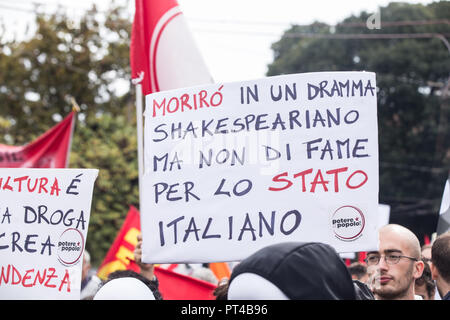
[83, 225, 450, 300]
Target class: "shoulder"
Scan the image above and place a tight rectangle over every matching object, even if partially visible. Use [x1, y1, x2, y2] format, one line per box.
[353, 280, 375, 300]
[81, 275, 103, 299]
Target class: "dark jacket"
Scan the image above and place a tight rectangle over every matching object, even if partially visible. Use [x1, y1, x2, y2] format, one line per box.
[353, 280, 375, 300]
[229, 242, 356, 300]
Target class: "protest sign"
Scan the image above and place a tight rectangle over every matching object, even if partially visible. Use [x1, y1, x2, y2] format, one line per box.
[141, 72, 379, 263]
[0, 168, 98, 299]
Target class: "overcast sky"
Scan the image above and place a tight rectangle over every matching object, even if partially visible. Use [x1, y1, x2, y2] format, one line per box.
[0, 0, 437, 85]
[177, 0, 436, 82]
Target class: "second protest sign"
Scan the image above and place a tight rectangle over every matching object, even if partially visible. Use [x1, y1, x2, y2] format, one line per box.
[0, 168, 98, 299]
[141, 71, 379, 263]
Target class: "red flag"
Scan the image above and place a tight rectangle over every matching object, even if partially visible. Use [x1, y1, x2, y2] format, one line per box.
[166, 264, 178, 271]
[0, 111, 74, 168]
[154, 266, 216, 300]
[130, 0, 212, 95]
[97, 205, 141, 280]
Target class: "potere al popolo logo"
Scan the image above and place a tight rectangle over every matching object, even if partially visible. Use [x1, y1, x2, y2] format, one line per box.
[57, 228, 84, 266]
[331, 206, 365, 241]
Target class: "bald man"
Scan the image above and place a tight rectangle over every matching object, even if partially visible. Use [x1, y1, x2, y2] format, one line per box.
[366, 224, 424, 300]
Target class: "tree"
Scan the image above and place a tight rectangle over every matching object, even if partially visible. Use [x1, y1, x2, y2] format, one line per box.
[267, 1, 450, 240]
[70, 113, 139, 263]
[0, 3, 137, 265]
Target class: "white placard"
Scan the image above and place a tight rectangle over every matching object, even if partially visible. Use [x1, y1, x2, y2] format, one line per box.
[141, 72, 379, 263]
[0, 168, 98, 299]
[439, 178, 449, 214]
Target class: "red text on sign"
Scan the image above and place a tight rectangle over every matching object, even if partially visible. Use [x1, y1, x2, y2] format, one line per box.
[0, 264, 71, 292]
[268, 167, 368, 193]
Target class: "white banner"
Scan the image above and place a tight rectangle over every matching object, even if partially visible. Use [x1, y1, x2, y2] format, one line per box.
[0, 168, 98, 299]
[141, 72, 379, 263]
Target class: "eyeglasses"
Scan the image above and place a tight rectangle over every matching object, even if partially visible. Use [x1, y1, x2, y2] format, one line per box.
[365, 254, 418, 266]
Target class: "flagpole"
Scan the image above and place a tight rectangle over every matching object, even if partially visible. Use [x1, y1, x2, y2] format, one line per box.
[133, 73, 145, 209]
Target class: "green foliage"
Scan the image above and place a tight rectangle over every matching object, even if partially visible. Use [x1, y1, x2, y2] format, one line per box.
[268, 1, 450, 237]
[0, 4, 136, 266]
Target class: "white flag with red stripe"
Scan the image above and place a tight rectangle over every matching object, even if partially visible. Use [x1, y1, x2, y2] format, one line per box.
[437, 176, 450, 235]
[130, 0, 213, 95]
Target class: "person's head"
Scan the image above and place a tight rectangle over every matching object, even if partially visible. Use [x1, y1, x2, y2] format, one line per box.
[106, 270, 163, 300]
[348, 262, 368, 283]
[430, 231, 450, 298]
[414, 260, 435, 300]
[82, 251, 91, 281]
[93, 277, 156, 300]
[227, 242, 356, 300]
[367, 224, 424, 300]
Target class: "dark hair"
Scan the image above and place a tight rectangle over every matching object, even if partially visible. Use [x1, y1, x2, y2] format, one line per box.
[415, 260, 435, 298]
[106, 270, 163, 300]
[431, 232, 450, 282]
[347, 262, 367, 280]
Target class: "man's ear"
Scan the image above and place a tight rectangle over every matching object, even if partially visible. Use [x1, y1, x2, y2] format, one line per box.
[430, 263, 439, 281]
[413, 260, 424, 279]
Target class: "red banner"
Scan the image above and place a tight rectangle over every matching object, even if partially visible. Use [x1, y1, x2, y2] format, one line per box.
[154, 266, 217, 300]
[97, 206, 218, 300]
[97, 205, 142, 279]
[0, 111, 75, 168]
[130, 0, 212, 96]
